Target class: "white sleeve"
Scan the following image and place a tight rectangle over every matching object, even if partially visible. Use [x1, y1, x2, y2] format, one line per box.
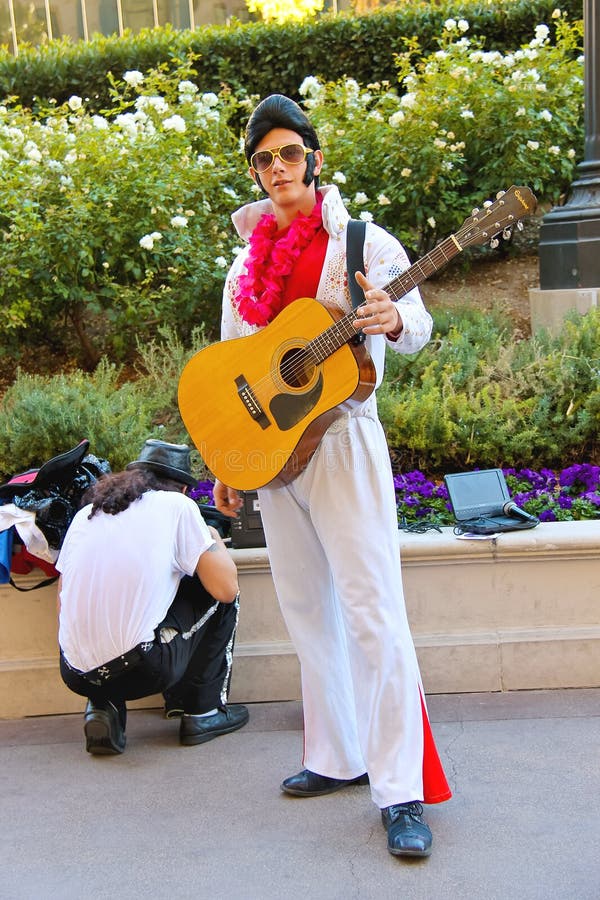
[364, 223, 433, 355]
[221, 250, 250, 341]
[174, 497, 215, 576]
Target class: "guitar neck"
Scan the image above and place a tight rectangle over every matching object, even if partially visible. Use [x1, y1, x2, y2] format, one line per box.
[386, 233, 463, 300]
[308, 233, 464, 365]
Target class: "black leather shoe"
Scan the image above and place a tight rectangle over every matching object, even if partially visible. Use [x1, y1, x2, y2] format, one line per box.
[382, 802, 432, 857]
[84, 700, 126, 755]
[281, 769, 369, 797]
[179, 704, 249, 746]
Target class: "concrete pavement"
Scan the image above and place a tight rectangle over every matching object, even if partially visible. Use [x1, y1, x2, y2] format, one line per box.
[1, 688, 599, 900]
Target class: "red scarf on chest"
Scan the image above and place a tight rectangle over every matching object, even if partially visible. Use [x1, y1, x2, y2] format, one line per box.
[235, 194, 326, 327]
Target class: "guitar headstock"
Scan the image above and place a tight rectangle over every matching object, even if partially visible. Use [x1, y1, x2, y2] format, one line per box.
[455, 186, 537, 249]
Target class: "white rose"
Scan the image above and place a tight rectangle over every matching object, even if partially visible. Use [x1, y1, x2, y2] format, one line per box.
[163, 115, 186, 133]
[178, 80, 198, 95]
[389, 111, 405, 128]
[123, 70, 144, 87]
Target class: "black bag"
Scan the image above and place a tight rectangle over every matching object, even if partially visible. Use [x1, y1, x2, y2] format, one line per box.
[0, 440, 111, 590]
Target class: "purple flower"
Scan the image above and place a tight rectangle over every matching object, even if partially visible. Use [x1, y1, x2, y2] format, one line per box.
[189, 479, 215, 504]
[560, 464, 600, 492]
[402, 496, 420, 508]
[581, 492, 600, 506]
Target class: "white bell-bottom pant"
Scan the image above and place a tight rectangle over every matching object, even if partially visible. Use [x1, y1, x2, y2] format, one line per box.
[258, 403, 428, 809]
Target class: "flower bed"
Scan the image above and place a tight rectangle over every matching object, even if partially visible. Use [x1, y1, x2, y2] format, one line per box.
[190, 464, 600, 527]
[395, 464, 600, 525]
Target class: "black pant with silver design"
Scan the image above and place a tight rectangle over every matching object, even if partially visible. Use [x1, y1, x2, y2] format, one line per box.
[60, 575, 239, 716]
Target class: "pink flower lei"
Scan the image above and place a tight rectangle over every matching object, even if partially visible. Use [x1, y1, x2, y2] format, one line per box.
[234, 194, 324, 327]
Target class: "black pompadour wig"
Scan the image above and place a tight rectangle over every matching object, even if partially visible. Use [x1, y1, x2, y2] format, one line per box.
[244, 94, 321, 191]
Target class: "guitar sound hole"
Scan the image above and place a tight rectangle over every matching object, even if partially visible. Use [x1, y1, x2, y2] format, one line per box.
[280, 347, 315, 389]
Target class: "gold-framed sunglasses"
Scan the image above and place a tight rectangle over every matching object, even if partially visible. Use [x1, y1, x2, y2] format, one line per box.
[250, 143, 314, 173]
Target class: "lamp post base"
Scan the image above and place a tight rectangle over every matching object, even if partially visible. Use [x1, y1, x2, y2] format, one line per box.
[529, 286, 600, 334]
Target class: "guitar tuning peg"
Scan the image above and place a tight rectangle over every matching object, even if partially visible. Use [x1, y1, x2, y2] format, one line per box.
[483, 200, 492, 208]
[490, 237, 500, 249]
[471, 207, 480, 216]
[495, 190, 506, 199]
[502, 227, 512, 240]
[517, 221, 524, 231]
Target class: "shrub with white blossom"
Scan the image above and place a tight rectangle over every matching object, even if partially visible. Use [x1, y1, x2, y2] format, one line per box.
[0, 63, 249, 365]
[301, 12, 583, 253]
[0, 13, 585, 365]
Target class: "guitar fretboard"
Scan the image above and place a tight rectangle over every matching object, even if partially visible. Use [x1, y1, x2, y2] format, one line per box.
[304, 184, 534, 365]
[307, 234, 462, 364]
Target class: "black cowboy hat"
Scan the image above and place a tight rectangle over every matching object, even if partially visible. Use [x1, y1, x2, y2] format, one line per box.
[126, 439, 198, 487]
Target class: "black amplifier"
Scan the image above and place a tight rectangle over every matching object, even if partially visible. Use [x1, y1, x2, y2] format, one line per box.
[229, 490, 267, 549]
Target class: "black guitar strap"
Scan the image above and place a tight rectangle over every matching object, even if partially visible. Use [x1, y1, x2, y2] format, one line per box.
[346, 219, 366, 310]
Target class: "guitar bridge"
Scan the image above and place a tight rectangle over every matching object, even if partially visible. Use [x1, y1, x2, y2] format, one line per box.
[235, 375, 270, 430]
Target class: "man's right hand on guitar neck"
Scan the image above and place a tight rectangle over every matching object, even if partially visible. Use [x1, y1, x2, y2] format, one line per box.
[213, 479, 243, 518]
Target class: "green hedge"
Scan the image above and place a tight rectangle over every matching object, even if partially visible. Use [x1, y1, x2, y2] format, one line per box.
[1, 305, 598, 481]
[378, 305, 600, 474]
[0, 0, 582, 111]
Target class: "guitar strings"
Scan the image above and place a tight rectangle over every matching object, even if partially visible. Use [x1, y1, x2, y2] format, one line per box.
[245, 230, 486, 397]
[244, 200, 518, 400]
[251, 235, 466, 392]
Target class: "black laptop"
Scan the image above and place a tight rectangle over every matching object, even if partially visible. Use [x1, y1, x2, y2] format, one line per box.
[444, 468, 539, 534]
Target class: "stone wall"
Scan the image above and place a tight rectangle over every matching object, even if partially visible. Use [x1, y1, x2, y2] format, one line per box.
[1, 522, 599, 718]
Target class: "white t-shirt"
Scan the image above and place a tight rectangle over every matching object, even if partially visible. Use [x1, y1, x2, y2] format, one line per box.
[57, 490, 214, 672]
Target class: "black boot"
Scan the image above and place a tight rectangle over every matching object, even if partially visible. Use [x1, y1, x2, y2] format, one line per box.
[84, 699, 126, 755]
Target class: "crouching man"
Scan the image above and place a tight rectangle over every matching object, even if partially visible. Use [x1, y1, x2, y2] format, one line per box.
[57, 439, 248, 755]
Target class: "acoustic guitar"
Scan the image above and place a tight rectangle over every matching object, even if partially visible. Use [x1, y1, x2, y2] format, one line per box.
[178, 185, 536, 491]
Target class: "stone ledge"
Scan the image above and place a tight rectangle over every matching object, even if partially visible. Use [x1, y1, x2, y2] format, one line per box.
[1, 521, 599, 717]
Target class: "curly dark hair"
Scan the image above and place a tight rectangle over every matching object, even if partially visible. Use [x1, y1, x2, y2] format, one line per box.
[83, 469, 185, 518]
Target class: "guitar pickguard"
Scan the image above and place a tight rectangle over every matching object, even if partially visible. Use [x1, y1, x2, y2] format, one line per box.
[269, 373, 324, 431]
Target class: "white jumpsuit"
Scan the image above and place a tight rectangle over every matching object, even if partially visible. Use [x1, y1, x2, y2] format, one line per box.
[222, 185, 451, 809]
